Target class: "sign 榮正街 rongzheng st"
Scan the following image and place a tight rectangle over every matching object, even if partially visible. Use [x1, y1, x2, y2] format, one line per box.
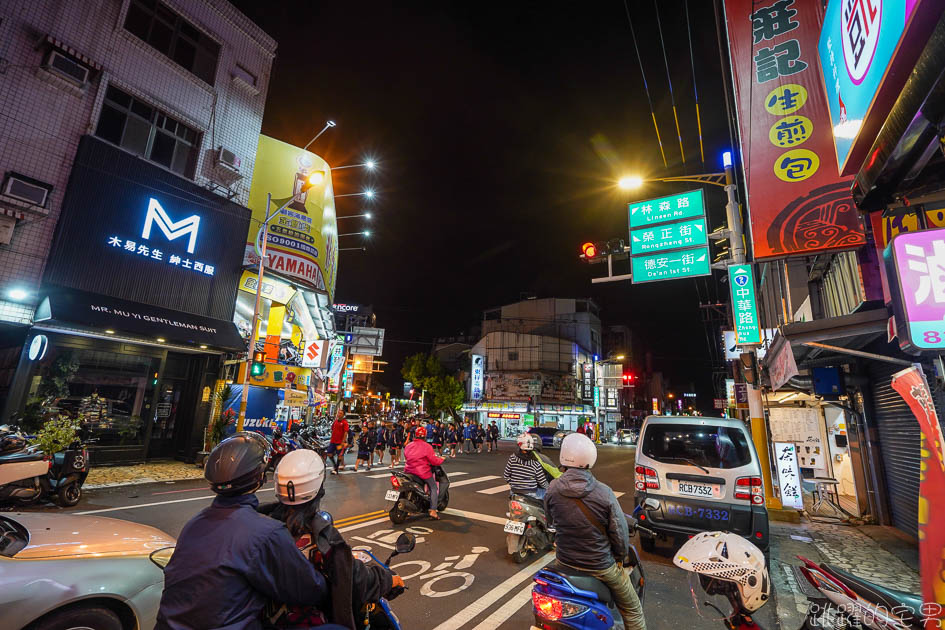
[628, 189, 711, 283]
[244, 135, 339, 301]
[42, 136, 249, 323]
[886, 227, 945, 352]
[723, 0, 866, 259]
[818, 0, 945, 175]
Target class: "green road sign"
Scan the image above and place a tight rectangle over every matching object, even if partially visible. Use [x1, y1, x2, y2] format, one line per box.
[628, 189, 705, 229]
[728, 264, 761, 345]
[631, 247, 711, 283]
[630, 217, 708, 255]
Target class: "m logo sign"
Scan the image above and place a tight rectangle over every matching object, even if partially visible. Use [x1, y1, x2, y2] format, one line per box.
[142, 198, 200, 254]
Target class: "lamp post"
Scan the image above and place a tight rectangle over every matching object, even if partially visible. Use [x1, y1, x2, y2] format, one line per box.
[237, 169, 326, 432]
[335, 190, 375, 198]
[337, 213, 371, 220]
[339, 231, 370, 237]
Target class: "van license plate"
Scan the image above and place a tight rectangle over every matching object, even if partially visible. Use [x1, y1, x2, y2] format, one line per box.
[677, 482, 716, 497]
[504, 520, 526, 535]
[385, 490, 400, 502]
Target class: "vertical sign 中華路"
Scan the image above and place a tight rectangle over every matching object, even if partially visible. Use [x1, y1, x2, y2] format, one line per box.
[774, 442, 803, 510]
[470, 354, 484, 400]
[728, 264, 762, 345]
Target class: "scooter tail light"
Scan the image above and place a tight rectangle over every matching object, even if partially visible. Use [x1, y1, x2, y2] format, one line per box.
[510, 500, 525, 518]
[390, 475, 401, 489]
[532, 591, 589, 620]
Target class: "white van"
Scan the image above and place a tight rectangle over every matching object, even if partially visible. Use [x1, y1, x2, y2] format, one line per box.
[633, 415, 769, 553]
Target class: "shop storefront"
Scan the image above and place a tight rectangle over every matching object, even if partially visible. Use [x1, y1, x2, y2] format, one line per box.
[0, 136, 249, 463]
[462, 401, 595, 436]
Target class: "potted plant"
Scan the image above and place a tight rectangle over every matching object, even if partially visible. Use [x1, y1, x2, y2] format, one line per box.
[32, 415, 80, 456]
[197, 386, 234, 466]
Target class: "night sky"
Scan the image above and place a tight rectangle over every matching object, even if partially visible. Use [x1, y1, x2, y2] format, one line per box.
[232, 0, 736, 404]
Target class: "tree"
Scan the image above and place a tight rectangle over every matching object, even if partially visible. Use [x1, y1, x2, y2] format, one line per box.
[400, 352, 444, 392]
[400, 353, 464, 418]
[430, 375, 464, 420]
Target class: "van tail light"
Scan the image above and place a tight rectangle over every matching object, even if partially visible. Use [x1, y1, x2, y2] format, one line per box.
[735, 476, 764, 504]
[635, 465, 659, 490]
[390, 475, 401, 489]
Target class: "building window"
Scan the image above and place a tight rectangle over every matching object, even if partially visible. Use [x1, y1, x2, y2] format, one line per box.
[124, 0, 220, 84]
[508, 351, 519, 361]
[95, 85, 199, 177]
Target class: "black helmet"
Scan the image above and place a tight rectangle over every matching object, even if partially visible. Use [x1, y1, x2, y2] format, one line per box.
[205, 431, 271, 496]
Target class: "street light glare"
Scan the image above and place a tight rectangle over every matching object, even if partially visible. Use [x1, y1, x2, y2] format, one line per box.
[364, 190, 375, 199]
[307, 171, 325, 186]
[326, 120, 337, 127]
[365, 212, 372, 219]
[364, 230, 371, 237]
[365, 160, 376, 170]
[618, 176, 643, 190]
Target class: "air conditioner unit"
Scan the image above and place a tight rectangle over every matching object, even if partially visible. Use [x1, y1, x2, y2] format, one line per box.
[44, 50, 89, 85]
[3, 174, 50, 207]
[216, 147, 241, 172]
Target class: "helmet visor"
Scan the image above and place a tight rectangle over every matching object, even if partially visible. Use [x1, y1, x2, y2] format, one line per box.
[687, 571, 736, 622]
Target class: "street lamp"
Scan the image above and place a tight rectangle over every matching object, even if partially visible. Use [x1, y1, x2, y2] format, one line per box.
[337, 212, 371, 220]
[301, 120, 336, 152]
[331, 159, 378, 171]
[238, 168, 327, 431]
[338, 231, 370, 237]
[618, 176, 643, 190]
[335, 190, 375, 198]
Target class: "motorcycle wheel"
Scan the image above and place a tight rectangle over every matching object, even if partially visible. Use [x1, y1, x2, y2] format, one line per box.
[639, 534, 655, 553]
[389, 505, 408, 524]
[513, 544, 530, 564]
[57, 481, 82, 507]
[437, 490, 449, 511]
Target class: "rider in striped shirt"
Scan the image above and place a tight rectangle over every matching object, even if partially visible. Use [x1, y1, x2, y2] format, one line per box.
[504, 433, 549, 498]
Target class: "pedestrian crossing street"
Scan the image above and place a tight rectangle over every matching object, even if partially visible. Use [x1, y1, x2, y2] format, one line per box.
[331, 464, 625, 498]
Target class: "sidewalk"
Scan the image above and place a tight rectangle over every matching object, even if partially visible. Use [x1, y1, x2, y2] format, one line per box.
[770, 518, 919, 629]
[85, 460, 205, 489]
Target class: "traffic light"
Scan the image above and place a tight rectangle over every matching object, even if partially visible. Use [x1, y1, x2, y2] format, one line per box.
[622, 373, 634, 385]
[250, 351, 266, 377]
[581, 242, 600, 259]
[152, 372, 159, 386]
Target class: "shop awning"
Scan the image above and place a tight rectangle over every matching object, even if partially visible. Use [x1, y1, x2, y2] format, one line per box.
[34, 287, 245, 352]
[774, 307, 890, 366]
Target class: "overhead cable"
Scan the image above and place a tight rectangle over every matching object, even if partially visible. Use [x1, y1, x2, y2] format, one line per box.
[654, 0, 686, 164]
[684, 0, 705, 165]
[623, 0, 667, 168]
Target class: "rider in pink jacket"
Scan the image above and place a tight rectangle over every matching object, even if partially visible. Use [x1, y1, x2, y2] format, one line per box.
[404, 426, 445, 519]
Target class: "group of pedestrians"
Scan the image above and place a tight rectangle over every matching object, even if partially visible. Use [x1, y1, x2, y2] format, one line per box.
[324, 412, 504, 474]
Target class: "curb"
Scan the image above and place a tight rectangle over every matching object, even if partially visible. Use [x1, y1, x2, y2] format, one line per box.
[85, 474, 205, 490]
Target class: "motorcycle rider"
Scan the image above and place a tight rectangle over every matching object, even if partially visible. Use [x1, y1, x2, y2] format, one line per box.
[261, 449, 406, 628]
[156, 432, 330, 630]
[404, 425, 445, 520]
[544, 432, 646, 630]
[530, 434, 562, 483]
[504, 433, 549, 498]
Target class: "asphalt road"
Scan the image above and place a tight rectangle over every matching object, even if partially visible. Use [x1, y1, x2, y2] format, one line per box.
[31, 441, 779, 629]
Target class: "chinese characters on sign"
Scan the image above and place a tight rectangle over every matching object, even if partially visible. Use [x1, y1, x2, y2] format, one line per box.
[774, 442, 803, 509]
[107, 235, 216, 276]
[628, 189, 710, 284]
[470, 354, 484, 400]
[728, 265, 762, 344]
[724, 0, 865, 259]
[886, 228, 945, 351]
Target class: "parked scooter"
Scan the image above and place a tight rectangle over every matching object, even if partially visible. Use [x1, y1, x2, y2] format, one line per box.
[792, 555, 926, 630]
[505, 492, 554, 563]
[352, 532, 415, 629]
[386, 465, 450, 523]
[531, 505, 651, 629]
[0, 426, 91, 507]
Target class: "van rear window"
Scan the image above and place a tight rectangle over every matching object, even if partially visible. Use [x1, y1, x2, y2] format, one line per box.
[640, 424, 752, 469]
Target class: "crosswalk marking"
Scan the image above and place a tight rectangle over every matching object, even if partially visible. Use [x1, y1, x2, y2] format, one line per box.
[477, 484, 511, 495]
[448, 475, 500, 488]
[366, 471, 470, 479]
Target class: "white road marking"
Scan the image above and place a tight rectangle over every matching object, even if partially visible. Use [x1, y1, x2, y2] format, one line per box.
[470, 582, 535, 630]
[441, 508, 507, 525]
[477, 484, 511, 495]
[431, 552, 554, 630]
[73, 488, 274, 515]
[367, 471, 469, 479]
[448, 475, 500, 488]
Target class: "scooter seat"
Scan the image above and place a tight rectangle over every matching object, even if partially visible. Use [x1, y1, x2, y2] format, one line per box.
[0, 449, 45, 464]
[511, 493, 544, 507]
[401, 472, 426, 485]
[545, 562, 613, 604]
[822, 564, 924, 627]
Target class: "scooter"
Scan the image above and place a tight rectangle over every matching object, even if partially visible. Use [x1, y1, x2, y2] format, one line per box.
[793, 555, 927, 630]
[386, 465, 450, 523]
[352, 532, 415, 630]
[530, 505, 651, 629]
[505, 492, 554, 564]
[0, 427, 91, 507]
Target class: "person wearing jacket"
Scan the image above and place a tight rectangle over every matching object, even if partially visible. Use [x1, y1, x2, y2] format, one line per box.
[463, 421, 475, 454]
[389, 421, 406, 468]
[488, 421, 500, 452]
[261, 449, 405, 628]
[156, 433, 331, 630]
[544, 433, 646, 630]
[504, 433, 549, 498]
[354, 421, 377, 472]
[374, 423, 389, 468]
[446, 424, 460, 458]
[404, 425, 445, 519]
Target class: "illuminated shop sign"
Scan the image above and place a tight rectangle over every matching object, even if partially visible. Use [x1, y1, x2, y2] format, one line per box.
[107, 198, 214, 277]
[487, 412, 521, 420]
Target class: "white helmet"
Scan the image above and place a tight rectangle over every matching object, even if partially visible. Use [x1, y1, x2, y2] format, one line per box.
[274, 449, 326, 505]
[516, 433, 535, 451]
[673, 531, 769, 613]
[559, 432, 597, 469]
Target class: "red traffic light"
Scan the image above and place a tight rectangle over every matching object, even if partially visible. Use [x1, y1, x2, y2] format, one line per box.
[623, 373, 634, 382]
[582, 242, 598, 258]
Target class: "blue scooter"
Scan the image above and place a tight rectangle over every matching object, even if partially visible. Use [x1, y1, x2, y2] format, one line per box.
[352, 532, 415, 630]
[531, 504, 655, 629]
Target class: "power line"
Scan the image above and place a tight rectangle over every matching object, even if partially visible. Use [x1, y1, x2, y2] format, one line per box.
[654, 0, 686, 165]
[684, 0, 705, 165]
[622, 0, 667, 168]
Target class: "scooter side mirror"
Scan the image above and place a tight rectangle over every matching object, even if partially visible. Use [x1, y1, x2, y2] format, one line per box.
[395, 533, 416, 554]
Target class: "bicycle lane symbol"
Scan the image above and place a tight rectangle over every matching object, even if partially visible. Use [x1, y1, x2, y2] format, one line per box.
[391, 545, 490, 598]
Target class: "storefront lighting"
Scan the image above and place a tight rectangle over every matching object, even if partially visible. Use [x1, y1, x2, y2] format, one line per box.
[157, 338, 166, 343]
[199, 345, 208, 349]
[7, 288, 28, 301]
[105, 329, 115, 334]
